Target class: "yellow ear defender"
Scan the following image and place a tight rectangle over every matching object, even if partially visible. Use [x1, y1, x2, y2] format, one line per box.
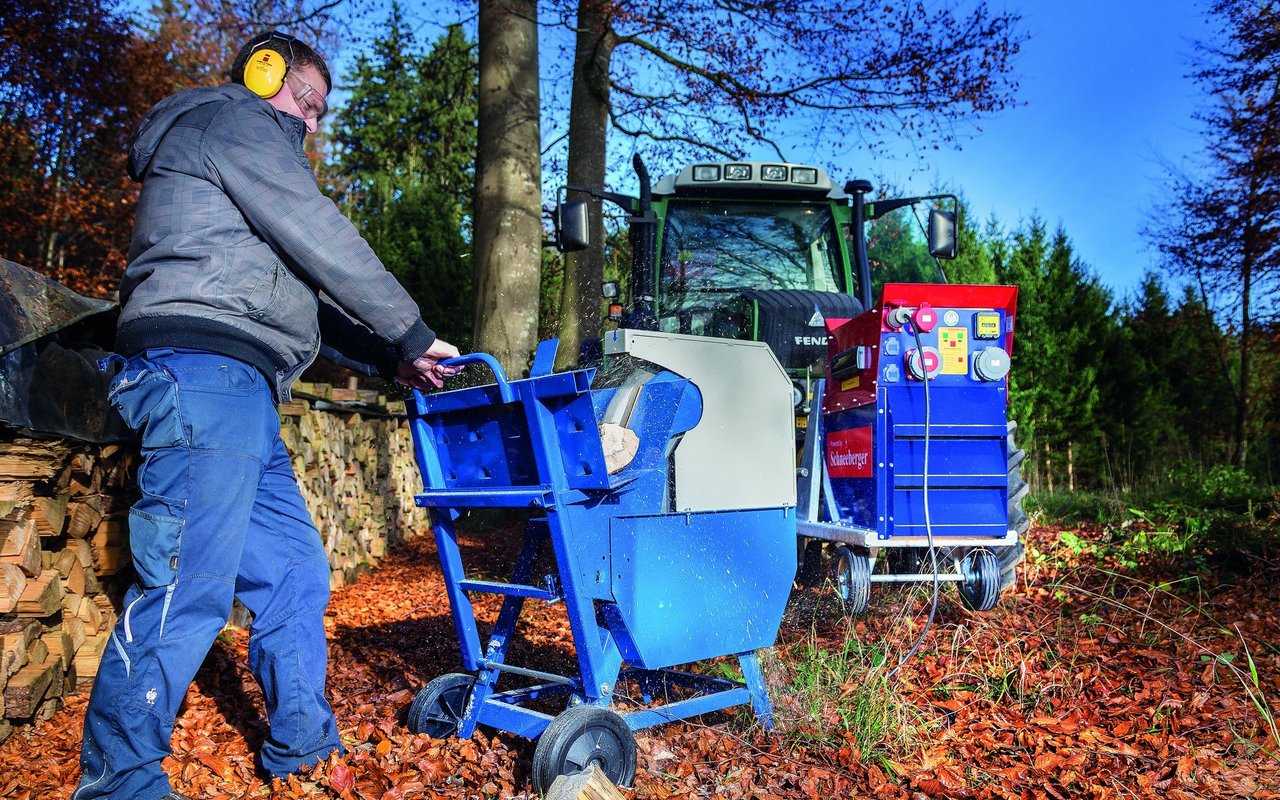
[242, 32, 300, 99]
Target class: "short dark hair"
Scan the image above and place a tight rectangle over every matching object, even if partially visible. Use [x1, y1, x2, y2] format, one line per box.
[229, 30, 331, 93]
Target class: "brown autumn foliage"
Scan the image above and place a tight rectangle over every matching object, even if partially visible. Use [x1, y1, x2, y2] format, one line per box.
[0, 0, 344, 301]
[0, 0, 181, 299]
[0, 518, 1276, 799]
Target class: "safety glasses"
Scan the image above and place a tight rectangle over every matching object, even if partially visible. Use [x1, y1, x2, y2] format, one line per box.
[286, 73, 328, 123]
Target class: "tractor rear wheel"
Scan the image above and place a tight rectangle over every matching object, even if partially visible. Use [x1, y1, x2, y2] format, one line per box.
[833, 545, 871, 614]
[1003, 421, 1031, 590]
[797, 539, 824, 587]
[886, 547, 925, 575]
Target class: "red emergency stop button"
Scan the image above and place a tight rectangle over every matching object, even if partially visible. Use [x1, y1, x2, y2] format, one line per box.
[905, 347, 941, 380]
[914, 302, 938, 332]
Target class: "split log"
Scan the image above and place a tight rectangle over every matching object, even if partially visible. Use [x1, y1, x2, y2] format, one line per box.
[0, 482, 33, 519]
[76, 594, 103, 631]
[0, 620, 42, 656]
[40, 628, 74, 670]
[59, 614, 87, 654]
[0, 440, 69, 480]
[0, 518, 41, 576]
[65, 495, 106, 538]
[16, 570, 64, 616]
[0, 563, 25, 613]
[92, 595, 116, 632]
[55, 547, 88, 595]
[32, 493, 69, 538]
[90, 519, 127, 576]
[4, 656, 61, 718]
[0, 518, 33, 557]
[74, 632, 109, 679]
[545, 766, 628, 800]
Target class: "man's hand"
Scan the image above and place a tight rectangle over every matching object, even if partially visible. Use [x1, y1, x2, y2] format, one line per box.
[396, 339, 462, 390]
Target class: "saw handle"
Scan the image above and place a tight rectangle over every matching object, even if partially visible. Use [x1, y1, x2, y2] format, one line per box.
[440, 353, 515, 403]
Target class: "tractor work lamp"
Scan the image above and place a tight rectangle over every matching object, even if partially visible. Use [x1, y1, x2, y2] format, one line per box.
[761, 165, 788, 181]
[725, 163, 752, 180]
[791, 167, 818, 185]
[692, 165, 721, 181]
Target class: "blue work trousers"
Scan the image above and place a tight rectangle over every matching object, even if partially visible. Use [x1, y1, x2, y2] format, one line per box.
[74, 350, 340, 800]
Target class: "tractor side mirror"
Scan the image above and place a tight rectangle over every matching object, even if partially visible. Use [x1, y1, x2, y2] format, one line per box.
[927, 208, 958, 260]
[556, 200, 590, 252]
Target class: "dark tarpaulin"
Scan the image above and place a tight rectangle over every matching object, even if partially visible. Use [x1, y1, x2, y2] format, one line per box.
[0, 258, 130, 443]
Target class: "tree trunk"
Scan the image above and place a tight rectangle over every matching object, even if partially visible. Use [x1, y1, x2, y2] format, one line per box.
[473, 0, 542, 376]
[556, 0, 617, 369]
[1235, 226, 1253, 472]
[1043, 437, 1054, 494]
[1067, 439, 1074, 493]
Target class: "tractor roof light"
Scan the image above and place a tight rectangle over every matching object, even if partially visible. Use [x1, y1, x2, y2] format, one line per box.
[692, 164, 721, 182]
[761, 164, 788, 182]
[724, 163, 752, 181]
[791, 167, 818, 185]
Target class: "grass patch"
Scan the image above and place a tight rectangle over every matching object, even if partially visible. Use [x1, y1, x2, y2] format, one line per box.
[765, 623, 925, 768]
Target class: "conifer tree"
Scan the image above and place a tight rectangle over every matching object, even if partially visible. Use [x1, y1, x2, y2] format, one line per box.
[1150, 0, 1280, 471]
[332, 7, 476, 345]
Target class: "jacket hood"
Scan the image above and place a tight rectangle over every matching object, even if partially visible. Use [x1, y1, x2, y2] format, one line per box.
[128, 84, 255, 181]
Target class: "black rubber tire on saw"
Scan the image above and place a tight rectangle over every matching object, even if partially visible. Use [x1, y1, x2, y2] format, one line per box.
[1001, 420, 1031, 591]
[407, 673, 475, 738]
[959, 549, 1001, 611]
[833, 545, 872, 615]
[531, 706, 637, 794]
[797, 539, 825, 587]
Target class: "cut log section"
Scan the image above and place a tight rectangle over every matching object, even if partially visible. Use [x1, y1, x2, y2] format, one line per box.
[4, 656, 62, 718]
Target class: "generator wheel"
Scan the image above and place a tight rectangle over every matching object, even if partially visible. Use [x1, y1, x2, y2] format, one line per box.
[958, 549, 1000, 611]
[797, 539, 825, 587]
[531, 706, 636, 794]
[407, 673, 475, 738]
[833, 545, 871, 614]
[1004, 421, 1031, 590]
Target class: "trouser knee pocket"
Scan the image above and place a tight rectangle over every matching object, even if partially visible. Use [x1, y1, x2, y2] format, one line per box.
[127, 506, 183, 589]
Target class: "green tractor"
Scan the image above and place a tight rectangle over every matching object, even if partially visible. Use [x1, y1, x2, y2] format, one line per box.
[557, 156, 962, 424]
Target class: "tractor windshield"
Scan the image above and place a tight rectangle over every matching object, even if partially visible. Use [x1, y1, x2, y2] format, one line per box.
[657, 200, 844, 335]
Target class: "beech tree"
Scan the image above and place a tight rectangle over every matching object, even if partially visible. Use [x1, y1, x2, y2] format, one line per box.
[547, 0, 1024, 364]
[472, 0, 542, 374]
[145, 0, 348, 87]
[0, 0, 177, 297]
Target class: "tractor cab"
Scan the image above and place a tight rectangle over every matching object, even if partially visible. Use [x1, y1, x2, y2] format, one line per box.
[557, 157, 959, 416]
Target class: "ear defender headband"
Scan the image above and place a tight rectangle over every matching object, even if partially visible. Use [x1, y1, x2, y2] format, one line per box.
[242, 31, 301, 99]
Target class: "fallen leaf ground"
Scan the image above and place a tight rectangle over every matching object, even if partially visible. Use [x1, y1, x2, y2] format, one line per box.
[2, 519, 1278, 799]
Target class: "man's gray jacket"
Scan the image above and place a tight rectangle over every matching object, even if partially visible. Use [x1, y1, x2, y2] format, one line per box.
[119, 83, 436, 400]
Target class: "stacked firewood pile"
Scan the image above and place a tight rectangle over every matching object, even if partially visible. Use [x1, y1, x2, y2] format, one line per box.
[282, 382, 433, 588]
[0, 382, 433, 743]
[0, 437, 132, 741]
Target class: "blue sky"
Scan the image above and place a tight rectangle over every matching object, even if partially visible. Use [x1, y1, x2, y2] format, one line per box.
[863, 1, 1215, 299]
[338, 1, 1218, 300]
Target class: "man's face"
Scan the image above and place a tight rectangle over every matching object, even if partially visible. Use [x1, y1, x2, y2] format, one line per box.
[266, 62, 329, 134]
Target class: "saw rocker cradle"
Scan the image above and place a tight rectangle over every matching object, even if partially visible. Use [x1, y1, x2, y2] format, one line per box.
[403, 333, 797, 792]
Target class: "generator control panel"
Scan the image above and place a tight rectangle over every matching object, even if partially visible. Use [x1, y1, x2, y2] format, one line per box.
[823, 283, 1019, 415]
[880, 306, 1010, 385]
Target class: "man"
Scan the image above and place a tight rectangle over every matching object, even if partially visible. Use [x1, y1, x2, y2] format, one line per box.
[74, 31, 459, 800]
